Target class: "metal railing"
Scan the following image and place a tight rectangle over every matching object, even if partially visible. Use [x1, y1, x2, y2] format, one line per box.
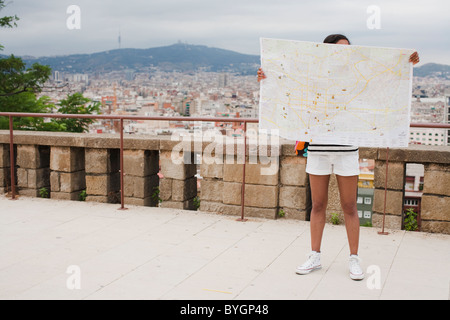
[1, 111, 450, 230]
[0, 112, 258, 222]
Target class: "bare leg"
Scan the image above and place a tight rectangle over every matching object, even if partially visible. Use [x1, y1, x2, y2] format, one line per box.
[336, 175, 360, 255]
[309, 174, 330, 252]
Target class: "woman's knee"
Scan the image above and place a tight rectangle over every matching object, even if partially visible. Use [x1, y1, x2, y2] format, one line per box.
[312, 200, 327, 213]
[341, 201, 357, 215]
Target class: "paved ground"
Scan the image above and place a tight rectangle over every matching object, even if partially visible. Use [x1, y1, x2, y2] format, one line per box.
[0, 195, 449, 300]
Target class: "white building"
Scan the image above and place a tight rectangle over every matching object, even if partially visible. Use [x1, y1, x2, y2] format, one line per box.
[409, 128, 446, 146]
[409, 95, 448, 146]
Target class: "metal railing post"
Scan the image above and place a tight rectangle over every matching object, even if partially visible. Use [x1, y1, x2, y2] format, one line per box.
[237, 121, 248, 222]
[8, 116, 16, 200]
[118, 118, 127, 211]
[378, 147, 389, 235]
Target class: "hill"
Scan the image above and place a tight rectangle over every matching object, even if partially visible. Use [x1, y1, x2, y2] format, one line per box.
[413, 63, 450, 80]
[2, 45, 448, 79]
[17, 43, 260, 75]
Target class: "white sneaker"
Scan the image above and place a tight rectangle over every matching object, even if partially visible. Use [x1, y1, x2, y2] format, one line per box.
[296, 251, 322, 275]
[349, 255, 365, 281]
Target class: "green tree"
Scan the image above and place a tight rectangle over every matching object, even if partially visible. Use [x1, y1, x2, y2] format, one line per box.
[0, 0, 19, 52]
[0, 2, 100, 133]
[0, 0, 53, 129]
[47, 93, 101, 133]
[0, 92, 53, 130]
[0, 1, 19, 29]
[0, 55, 51, 97]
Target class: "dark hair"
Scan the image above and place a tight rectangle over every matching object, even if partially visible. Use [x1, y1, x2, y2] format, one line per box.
[323, 34, 351, 45]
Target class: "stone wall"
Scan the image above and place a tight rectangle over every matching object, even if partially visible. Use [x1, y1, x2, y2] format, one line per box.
[85, 148, 120, 203]
[200, 154, 282, 219]
[0, 131, 449, 234]
[159, 150, 197, 210]
[0, 144, 11, 194]
[422, 163, 450, 234]
[370, 146, 450, 234]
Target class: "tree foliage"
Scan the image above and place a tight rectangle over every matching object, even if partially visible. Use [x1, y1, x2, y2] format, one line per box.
[0, 55, 52, 97]
[0, 92, 52, 130]
[0, 0, 19, 29]
[0, 92, 101, 133]
[0, 2, 101, 133]
[47, 93, 101, 133]
[0, 0, 51, 129]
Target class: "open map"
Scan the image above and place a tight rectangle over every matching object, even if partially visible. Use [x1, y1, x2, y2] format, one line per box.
[259, 38, 414, 147]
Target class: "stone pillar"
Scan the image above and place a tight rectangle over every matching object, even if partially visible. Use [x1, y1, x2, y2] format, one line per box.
[123, 149, 160, 207]
[199, 151, 279, 219]
[279, 155, 307, 220]
[160, 150, 197, 210]
[372, 160, 405, 230]
[50, 146, 86, 200]
[199, 153, 224, 212]
[421, 163, 450, 234]
[0, 144, 10, 194]
[85, 148, 120, 203]
[224, 158, 279, 219]
[16, 145, 50, 197]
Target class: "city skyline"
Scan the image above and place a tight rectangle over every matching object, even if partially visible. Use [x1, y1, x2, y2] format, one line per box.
[0, 0, 449, 65]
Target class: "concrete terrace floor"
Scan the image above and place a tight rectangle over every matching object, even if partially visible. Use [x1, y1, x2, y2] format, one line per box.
[0, 195, 449, 300]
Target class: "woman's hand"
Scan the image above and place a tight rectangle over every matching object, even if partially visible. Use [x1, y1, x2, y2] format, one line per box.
[409, 52, 420, 65]
[257, 67, 267, 82]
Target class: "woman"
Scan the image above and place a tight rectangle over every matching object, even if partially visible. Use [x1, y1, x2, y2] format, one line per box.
[258, 34, 420, 280]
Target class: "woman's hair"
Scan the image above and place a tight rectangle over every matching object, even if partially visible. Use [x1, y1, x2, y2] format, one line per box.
[323, 34, 351, 45]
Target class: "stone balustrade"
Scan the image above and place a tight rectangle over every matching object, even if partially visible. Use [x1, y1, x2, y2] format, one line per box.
[0, 130, 449, 234]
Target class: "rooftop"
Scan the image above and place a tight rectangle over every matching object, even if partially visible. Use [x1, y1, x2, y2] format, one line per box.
[1, 195, 449, 300]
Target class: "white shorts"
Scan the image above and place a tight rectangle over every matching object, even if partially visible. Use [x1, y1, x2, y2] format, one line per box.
[306, 153, 360, 176]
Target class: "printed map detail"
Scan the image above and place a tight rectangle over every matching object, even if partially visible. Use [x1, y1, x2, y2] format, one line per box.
[259, 38, 414, 147]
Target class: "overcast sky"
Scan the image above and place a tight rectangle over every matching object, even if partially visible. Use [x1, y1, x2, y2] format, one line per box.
[0, 0, 449, 65]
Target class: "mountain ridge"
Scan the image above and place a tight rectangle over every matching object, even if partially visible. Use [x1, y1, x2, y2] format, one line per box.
[17, 43, 261, 75]
[1, 43, 449, 78]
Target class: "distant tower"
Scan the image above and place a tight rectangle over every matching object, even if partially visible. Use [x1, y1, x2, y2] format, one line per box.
[53, 71, 60, 82]
[113, 83, 117, 112]
[118, 28, 121, 49]
[218, 73, 228, 88]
